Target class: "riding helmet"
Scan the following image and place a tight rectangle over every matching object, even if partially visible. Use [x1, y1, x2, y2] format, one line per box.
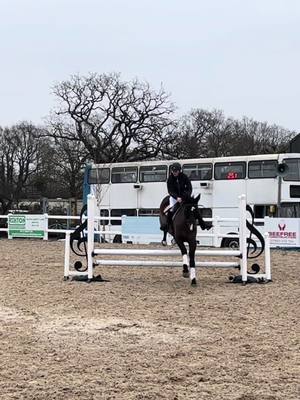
[170, 162, 181, 172]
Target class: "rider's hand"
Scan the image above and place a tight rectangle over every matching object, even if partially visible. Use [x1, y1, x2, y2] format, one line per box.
[177, 197, 182, 203]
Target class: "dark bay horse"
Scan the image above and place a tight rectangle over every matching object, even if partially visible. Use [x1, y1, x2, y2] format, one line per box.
[159, 194, 201, 286]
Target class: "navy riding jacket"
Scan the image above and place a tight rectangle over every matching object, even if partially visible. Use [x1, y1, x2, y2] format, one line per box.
[167, 172, 192, 200]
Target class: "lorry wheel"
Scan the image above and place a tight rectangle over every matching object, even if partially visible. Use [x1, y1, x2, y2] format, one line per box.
[222, 237, 239, 249]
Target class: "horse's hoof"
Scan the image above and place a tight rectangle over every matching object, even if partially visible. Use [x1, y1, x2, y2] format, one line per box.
[161, 240, 167, 246]
[182, 265, 189, 278]
[191, 278, 197, 286]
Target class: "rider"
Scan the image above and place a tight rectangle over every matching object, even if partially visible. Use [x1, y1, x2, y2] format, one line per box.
[166, 162, 211, 231]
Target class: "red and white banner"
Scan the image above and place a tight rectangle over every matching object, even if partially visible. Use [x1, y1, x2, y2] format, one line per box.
[264, 218, 300, 247]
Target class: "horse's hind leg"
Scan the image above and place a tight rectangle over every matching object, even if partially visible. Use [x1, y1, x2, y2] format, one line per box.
[189, 239, 197, 286]
[176, 239, 189, 278]
[161, 229, 167, 246]
[160, 212, 170, 246]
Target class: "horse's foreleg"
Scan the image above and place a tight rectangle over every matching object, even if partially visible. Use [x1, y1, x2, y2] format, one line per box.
[189, 240, 197, 286]
[176, 239, 189, 278]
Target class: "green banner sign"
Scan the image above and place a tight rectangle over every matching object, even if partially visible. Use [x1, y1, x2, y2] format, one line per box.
[8, 214, 45, 239]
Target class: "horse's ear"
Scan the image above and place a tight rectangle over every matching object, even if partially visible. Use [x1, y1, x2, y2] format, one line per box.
[195, 194, 201, 203]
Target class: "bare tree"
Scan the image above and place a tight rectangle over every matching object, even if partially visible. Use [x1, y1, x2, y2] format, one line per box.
[165, 109, 233, 158]
[0, 122, 43, 214]
[164, 109, 209, 158]
[48, 73, 176, 163]
[203, 113, 234, 157]
[54, 139, 88, 214]
[168, 110, 296, 159]
[228, 117, 296, 155]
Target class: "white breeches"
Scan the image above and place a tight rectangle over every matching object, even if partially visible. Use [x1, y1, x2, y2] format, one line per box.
[169, 196, 177, 211]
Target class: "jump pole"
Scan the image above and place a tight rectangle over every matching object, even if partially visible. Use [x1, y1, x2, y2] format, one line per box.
[85, 193, 248, 278]
[87, 192, 95, 281]
[63, 193, 271, 284]
[239, 194, 248, 283]
[264, 233, 272, 281]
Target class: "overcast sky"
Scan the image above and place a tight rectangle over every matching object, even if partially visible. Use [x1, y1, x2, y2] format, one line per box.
[1, 0, 300, 131]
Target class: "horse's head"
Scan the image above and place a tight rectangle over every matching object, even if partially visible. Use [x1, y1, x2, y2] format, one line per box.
[182, 194, 201, 220]
[192, 194, 200, 205]
[183, 194, 200, 207]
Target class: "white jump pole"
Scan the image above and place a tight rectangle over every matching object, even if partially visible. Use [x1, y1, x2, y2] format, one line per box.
[264, 232, 271, 281]
[87, 194, 95, 280]
[93, 248, 241, 256]
[239, 194, 248, 283]
[94, 260, 240, 268]
[64, 231, 71, 278]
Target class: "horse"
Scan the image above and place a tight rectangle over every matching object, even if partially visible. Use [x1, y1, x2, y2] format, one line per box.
[159, 194, 201, 286]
